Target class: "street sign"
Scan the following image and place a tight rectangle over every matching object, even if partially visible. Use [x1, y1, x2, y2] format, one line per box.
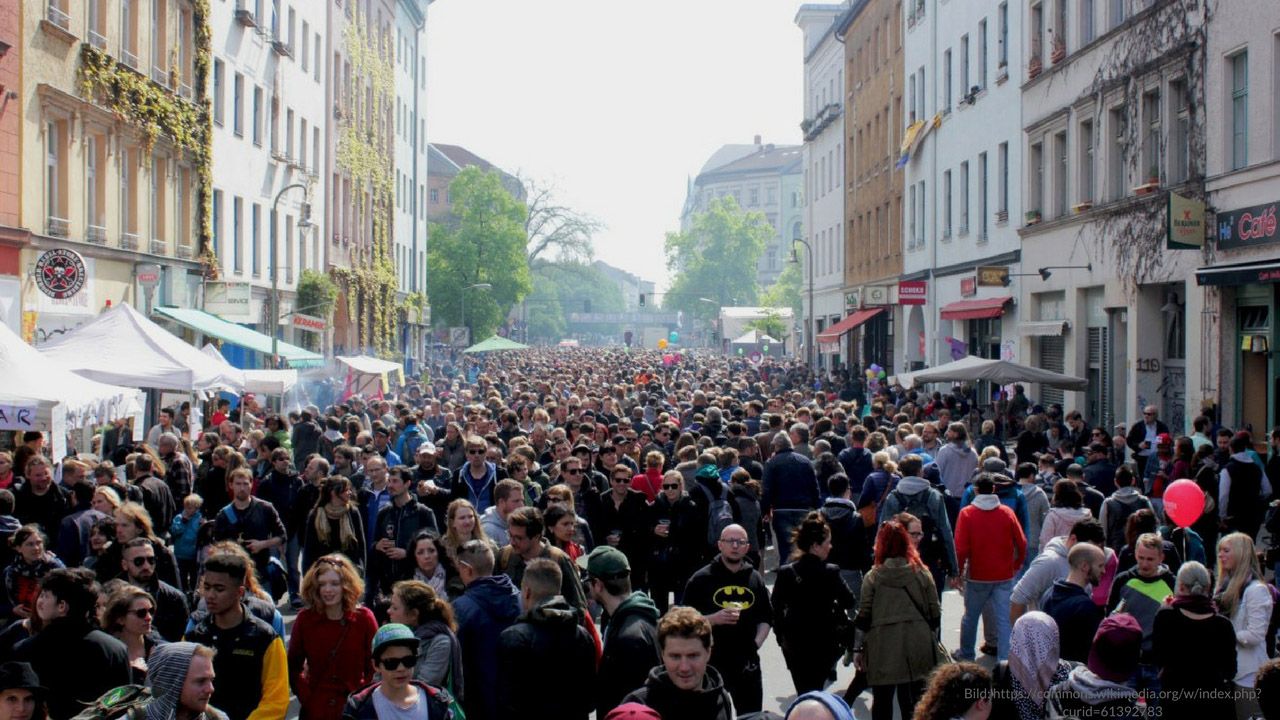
[449, 327, 470, 347]
[977, 265, 1010, 287]
[291, 313, 327, 333]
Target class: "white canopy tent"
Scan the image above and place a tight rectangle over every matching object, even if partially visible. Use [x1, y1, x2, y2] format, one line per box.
[39, 302, 244, 393]
[893, 354, 1088, 390]
[0, 321, 143, 432]
[336, 355, 404, 398]
[730, 329, 781, 345]
[201, 344, 298, 396]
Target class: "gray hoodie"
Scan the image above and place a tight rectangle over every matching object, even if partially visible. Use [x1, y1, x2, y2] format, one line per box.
[481, 506, 510, 546]
[934, 442, 978, 497]
[1011, 536, 1070, 610]
[146, 642, 228, 720]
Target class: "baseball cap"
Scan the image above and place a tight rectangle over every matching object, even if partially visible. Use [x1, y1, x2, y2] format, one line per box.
[373, 427, 391, 437]
[577, 545, 631, 579]
[416, 441, 437, 455]
[371, 623, 417, 657]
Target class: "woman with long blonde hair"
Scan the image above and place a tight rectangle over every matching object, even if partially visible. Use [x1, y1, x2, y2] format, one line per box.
[287, 554, 378, 720]
[1215, 532, 1273, 719]
[441, 498, 491, 560]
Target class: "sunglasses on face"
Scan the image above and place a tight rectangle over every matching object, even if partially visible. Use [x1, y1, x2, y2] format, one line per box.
[131, 607, 154, 619]
[467, 449, 486, 455]
[613, 476, 631, 483]
[132, 556, 156, 567]
[662, 484, 680, 490]
[377, 654, 418, 671]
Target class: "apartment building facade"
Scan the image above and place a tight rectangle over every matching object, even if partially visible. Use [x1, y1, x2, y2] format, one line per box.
[797, 3, 850, 370]
[206, 0, 327, 363]
[899, 0, 1025, 382]
[393, 0, 429, 367]
[833, 0, 904, 373]
[1019, 0, 1207, 433]
[13, 0, 206, 343]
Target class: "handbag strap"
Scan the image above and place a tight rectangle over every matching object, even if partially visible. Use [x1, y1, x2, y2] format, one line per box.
[319, 616, 354, 683]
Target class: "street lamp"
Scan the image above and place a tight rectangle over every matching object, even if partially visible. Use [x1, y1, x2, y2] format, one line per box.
[270, 182, 312, 369]
[461, 282, 492, 345]
[790, 238, 815, 369]
[1037, 263, 1092, 281]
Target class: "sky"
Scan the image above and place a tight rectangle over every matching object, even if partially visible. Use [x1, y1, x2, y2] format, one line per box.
[425, 0, 811, 292]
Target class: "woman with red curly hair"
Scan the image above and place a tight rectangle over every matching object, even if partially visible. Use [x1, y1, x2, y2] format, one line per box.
[852, 520, 943, 720]
[287, 554, 379, 720]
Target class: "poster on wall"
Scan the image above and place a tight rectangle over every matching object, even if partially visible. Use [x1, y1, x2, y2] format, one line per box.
[34, 250, 94, 315]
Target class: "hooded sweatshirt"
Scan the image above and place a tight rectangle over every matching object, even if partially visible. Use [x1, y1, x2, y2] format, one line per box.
[146, 641, 229, 720]
[454, 574, 522, 720]
[621, 665, 736, 720]
[598, 592, 662, 717]
[1104, 565, 1175, 658]
[1038, 506, 1093, 552]
[1011, 536, 1071, 610]
[480, 506, 510, 546]
[498, 595, 596, 719]
[954, 493, 1026, 582]
[934, 441, 979, 497]
[1046, 665, 1140, 716]
[1098, 487, 1154, 552]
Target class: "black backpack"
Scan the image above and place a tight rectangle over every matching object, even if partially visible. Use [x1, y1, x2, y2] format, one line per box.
[695, 480, 740, 550]
[890, 489, 945, 565]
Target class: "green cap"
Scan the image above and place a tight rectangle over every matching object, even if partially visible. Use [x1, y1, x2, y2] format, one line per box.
[577, 545, 631, 579]
[695, 464, 719, 481]
[371, 623, 417, 657]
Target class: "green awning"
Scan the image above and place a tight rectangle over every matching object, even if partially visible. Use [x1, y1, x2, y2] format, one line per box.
[154, 306, 325, 368]
[463, 335, 530, 353]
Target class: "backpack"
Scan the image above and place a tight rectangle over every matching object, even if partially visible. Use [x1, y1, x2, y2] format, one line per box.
[890, 489, 945, 565]
[396, 425, 427, 461]
[70, 685, 153, 720]
[696, 480, 738, 549]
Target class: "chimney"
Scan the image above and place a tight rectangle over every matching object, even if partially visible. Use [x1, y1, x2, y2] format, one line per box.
[753, 134, 762, 146]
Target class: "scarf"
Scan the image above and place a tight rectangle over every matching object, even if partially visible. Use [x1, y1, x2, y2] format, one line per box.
[1169, 593, 1217, 615]
[316, 503, 359, 551]
[1008, 611, 1061, 707]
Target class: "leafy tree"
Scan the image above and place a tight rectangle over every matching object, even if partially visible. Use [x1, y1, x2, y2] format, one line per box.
[523, 261, 627, 343]
[295, 269, 337, 351]
[428, 167, 531, 342]
[663, 196, 772, 328]
[760, 247, 803, 320]
[745, 310, 788, 342]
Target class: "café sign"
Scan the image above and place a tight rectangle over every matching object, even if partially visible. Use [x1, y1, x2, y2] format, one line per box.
[1217, 199, 1278, 249]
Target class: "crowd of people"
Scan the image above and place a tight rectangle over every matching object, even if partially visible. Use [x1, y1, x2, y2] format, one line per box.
[0, 347, 1279, 720]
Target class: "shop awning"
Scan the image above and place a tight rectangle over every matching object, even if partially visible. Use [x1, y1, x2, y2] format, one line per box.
[816, 308, 885, 344]
[939, 296, 1012, 321]
[1195, 259, 1280, 286]
[1019, 320, 1070, 337]
[154, 306, 325, 368]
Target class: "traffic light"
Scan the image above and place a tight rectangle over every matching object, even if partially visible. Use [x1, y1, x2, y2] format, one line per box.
[638, 294, 646, 307]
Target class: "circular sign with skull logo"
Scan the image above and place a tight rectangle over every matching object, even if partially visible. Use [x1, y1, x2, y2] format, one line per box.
[34, 248, 87, 300]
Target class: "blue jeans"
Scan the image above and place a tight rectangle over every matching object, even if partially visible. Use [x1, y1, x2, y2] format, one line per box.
[772, 509, 809, 568]
[958, 579, 1012, 661]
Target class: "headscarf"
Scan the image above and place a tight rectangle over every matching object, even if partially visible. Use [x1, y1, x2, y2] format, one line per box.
[1008, 611, 1061, 706]
[786, 691, 855, 720]
[146, 642, 200, 720]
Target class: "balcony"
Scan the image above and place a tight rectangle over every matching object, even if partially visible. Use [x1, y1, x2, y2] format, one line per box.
[178, 83, 193, 100]
[46, 216, 69, 238]
[234, 7, 258, 28]
[177, 244, 194, 259]
[86, 225, 107, 245]
[150, 238, 167, 255]
[120, 232, 140, 250]
[88, 29, 107, 49]
[271, 40, 293, 58]
[151, 66, 169, 87]
[120, 49, 140, 72]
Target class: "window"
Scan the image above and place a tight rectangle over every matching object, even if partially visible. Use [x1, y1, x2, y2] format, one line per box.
[269, 94, 279, 152]
[978, 152, 989, 238]
[1030, 141, 1044, 214]
[179, 6, 193, 91]
[212, 189, 223, 260]
[299, 118, 307, 168]
[120, 0, 138, 68]
[998, 141, 1009, 214]
[1081, 0, 1095, 44]
[961, 35, 970, 96]
[286, 108, 295, 160]
[1080, 119, 1095, 201]
[313, 127, 320, 174]
[943, 49, 953, 110]
[233, 197, 243, 273]
[1231, 52, 1248, 171]
[918, 182, 927, 245]
[917, 68, 926, 119]
[979, 20, 988, 89]
[233, 72, 244, 137]
[178, 165, 192, 252]
[252, 86, 262, 145]
[87, 0, 106, 47]
[301, 21, 309, 71]
[213, 60, 224, 125]
[430, 188, 439, 204]
[960, 160, 970, 231]
[1110, 0, 1125, 29]
[908, 184, 917, 248]
[1109, 106, 1127, 199]
[943, 170, 952, 237]
[1031, 3, 1044, 66]
[151, 156, 167, 248]
[120, 148, 136, 237]
[750, 188, 759, 206]
[1054, 0, 1067, 59]
[45, 120, 66, 229]
[1054, 130, 1068, 218]
[151, 0, 167, 83]
[1169, 80, 1189, 183]
[1143, 90, 1161, 181]
[86, 133, 106, 232]
[251, 203, 261, 276]
[908, 73, 917, 123]
[998, 2, 1009, 67]
[315, 33, 322, 82]
[285, 214, 294, 283]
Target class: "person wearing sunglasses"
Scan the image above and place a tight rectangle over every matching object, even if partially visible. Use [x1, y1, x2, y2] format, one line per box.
[119, 536, 188, 643]
[593, 465, 650, 594]
[448, 438, 498, 515]
[647, 471, 700, 615]
[342, 623, 457, 720]
[101, 583, 159, 683]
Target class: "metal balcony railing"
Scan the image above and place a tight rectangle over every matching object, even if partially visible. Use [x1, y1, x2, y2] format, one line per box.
[150, 238, 167, 255]
[86, 224, 107, 244]
[46, 216, 69, 238]
[120, 232, 140, 250]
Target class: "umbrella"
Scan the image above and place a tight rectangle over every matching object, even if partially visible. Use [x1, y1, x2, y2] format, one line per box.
[894, 355, 1088, 390]
[463, 336, 530, 353]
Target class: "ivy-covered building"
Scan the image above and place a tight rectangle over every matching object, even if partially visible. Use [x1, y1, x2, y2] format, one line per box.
[7, 0, 211, 341]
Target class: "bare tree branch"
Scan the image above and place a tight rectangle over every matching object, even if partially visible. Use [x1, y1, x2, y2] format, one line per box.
[521, 175, 604, 265]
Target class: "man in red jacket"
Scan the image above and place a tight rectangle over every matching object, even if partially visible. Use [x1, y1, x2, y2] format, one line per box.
[953, 472, 1026, 662]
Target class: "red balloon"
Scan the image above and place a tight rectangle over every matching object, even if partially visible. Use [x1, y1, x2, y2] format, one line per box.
[1163, 479, 1205, 528]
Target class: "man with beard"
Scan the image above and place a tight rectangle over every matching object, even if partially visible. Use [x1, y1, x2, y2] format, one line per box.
[121, 537, 189, 641]
[681, 524, 772, 714]
[411, 442, 454, 529]
[212, 469, 286, 591]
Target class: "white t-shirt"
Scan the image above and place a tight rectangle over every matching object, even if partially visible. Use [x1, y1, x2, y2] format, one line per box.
[372, 687, 431, 720]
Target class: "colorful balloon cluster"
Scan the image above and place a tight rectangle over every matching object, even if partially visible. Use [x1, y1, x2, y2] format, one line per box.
[864, 363, 887, 380]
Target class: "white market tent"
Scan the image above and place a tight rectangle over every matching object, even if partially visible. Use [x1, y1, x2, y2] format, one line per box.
[336, 355, 404, 397]
[39, 302, 245, 393]
[730, 329, 781, 345]
[894, 354, 1088, 390]
[0, 321, 143, 431]
[201, 344, 298, 396]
